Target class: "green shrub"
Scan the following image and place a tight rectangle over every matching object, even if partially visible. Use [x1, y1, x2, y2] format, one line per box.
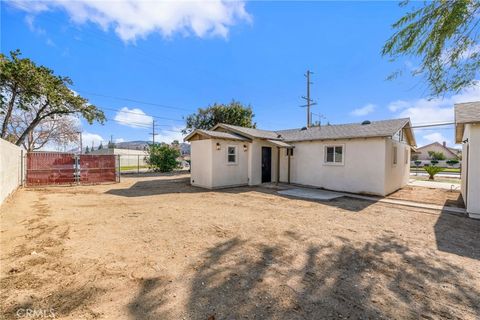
[446, 159, 459, 167]
[147, 144, 180, 172]
[414, 160, 422, 166]
[424, 165, 444, 180]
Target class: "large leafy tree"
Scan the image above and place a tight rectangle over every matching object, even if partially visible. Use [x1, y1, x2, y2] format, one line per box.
[383, 1, 480, 96]
[183, 100, 255, 134]
[147, 144, 180, 172]
[0, 50, 105, 147]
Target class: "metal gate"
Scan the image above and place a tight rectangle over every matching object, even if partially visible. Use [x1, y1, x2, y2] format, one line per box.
[26, 152, 119, 186]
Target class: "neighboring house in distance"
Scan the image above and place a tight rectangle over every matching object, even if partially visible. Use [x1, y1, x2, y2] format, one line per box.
[413, 141, 461, 160]
[455, 101, 480, 219]
[185, 118, 416, 196]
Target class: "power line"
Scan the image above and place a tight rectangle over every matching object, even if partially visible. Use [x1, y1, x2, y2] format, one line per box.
[102, 106, 184, 122]
[77, 90, 193, 112]
[106, 118, 184, 133]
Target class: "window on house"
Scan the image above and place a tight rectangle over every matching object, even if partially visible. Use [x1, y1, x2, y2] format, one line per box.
[227, 146, 237, 163]
[325, 145, 343, 164]
[286, 148, 294, 156]
[393, 146, 398, 165]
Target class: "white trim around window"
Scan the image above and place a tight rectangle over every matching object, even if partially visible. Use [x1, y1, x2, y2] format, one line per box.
[227, 145, 238, 165]
[324, 145, 344, 165]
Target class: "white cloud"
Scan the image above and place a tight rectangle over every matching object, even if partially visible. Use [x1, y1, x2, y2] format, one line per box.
[25, 15, 45, 34]
[115, 138, 125, 143]
[350, 103, 375, 117]
[10, 0, 251, 42]
[422, 132, 451, 146]
[114, 107, 153, 128]
[390, 82, 480, 124]
[82, 132, 107, 149]
[388, 100, 410, 112]
[154, 126, 185, 144]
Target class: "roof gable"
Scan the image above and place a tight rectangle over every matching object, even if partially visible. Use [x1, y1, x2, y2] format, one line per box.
[415, 142, 458, 157]
[455, 101, 480, 143]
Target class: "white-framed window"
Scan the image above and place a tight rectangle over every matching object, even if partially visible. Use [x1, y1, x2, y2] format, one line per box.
[227, 145, 237, 164]
[285, 148, 294, 157]
[404, 148, 409, 165]
[324, 145, 344, 165]
[393, 146, 398, 165]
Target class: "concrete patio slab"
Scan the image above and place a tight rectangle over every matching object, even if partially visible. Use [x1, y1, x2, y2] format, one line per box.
[278, 188, 344, 201]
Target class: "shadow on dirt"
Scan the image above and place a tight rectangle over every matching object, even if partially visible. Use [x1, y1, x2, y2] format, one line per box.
[105, 177, 373, 212]
[434, 201, 480, 260]
[128, 236, 480, 320]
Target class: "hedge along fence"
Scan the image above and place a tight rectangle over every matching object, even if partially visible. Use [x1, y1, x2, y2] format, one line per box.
[0, 138, 25, 205]
[410, 160, 461, 168]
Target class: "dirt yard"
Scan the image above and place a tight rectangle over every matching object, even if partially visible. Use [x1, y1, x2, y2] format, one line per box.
[1, 174, 479, 319]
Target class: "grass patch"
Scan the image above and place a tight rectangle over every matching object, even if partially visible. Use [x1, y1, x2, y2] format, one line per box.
[411, 167, 460, 173]
[120, 165, 149, 171]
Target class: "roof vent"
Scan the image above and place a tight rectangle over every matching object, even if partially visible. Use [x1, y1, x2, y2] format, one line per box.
[301, 127, 307, 131]
[361, 120, 371, 125]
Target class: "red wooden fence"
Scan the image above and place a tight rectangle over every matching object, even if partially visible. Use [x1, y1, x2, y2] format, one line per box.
[79, 154, 117, 184]
[26, 152, 118, 186]
[26, 153, 75, 186]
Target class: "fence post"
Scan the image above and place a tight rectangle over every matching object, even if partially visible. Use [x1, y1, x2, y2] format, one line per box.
[137, 155, 140, 174]
[75, 155, 79, 185]
[20, 149, 24, 187]
[117, 155, 121, 182]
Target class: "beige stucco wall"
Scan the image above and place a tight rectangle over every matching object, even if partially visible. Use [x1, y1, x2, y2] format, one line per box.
[211, 139, 249, 188]
[0, 138, 25, 205]
[190, 139, 250, 189]
[190, 139, 213, 188]
[279, 138, 389, 196]
[384, 139, 411, 195]
[461, 123, 480, 218]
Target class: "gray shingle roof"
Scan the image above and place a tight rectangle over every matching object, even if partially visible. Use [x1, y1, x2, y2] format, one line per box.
[454, 101, 480, 143]
[277, 118, 411, 142]
[187, 118, 415, 145]
[455, 101, 480, 124]
[214, 124, 280, 140]
[184, 129, 249, 141]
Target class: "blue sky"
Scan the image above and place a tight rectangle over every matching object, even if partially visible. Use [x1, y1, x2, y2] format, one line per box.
[2, 0, 479, 149]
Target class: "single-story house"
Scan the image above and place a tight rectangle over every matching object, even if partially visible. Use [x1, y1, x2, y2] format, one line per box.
[185, 118, 416, 196]
[412, 141, 461, 160]
[455, 101, 480, 219]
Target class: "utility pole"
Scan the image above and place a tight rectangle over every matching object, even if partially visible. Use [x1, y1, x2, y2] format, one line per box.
[301, 70, 317, 127]
[78, 131, 83, 154]
[150, 120, 156, 145]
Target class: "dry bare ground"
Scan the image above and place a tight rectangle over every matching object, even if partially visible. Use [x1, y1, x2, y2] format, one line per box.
[1, 174, 479, 319]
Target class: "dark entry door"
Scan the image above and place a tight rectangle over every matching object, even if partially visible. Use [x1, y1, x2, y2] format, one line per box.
[261, 147, 272, 183]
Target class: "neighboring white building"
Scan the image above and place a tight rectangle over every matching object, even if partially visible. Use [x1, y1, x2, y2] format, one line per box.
[455, 102, 480, 219]
[185, 118, 416, 196]
[413, 141, 461, 160]
[88, 148, 148, 166]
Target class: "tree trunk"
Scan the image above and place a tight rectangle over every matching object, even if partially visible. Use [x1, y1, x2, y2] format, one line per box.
[1, 86, 18, 138]
[14, 102, 50, 147]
